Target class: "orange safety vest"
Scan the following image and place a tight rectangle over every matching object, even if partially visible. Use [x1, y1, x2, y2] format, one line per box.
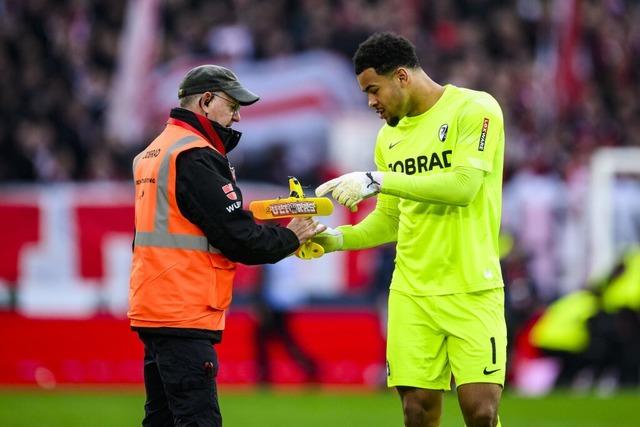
[128, 123, 235, 331]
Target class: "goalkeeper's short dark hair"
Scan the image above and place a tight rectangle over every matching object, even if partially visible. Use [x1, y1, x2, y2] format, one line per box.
[353, 32, 420, 75]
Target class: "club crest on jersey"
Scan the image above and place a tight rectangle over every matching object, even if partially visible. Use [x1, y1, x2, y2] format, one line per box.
[438, 124, 448, 142]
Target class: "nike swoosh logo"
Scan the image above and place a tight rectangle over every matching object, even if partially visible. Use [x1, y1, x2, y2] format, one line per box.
[483, 367, 501, 375]
[388, 140, 402, 149]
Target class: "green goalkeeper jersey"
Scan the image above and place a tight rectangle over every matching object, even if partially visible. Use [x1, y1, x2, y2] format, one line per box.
[341, 84, 505, 295]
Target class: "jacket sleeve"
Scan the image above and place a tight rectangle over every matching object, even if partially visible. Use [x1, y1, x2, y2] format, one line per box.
[175, 148, 300, 265]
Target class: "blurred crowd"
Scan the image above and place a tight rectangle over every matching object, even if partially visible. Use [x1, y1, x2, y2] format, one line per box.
[2, 0, 639, 182]
[1, 0, 640, 388]
[0, 0, 128, 181]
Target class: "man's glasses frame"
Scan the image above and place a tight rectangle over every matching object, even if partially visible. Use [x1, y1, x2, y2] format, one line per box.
[212, 92, 240, 114]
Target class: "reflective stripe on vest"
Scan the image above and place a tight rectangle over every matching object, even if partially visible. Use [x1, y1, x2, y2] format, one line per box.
[134, 135, 221, 254]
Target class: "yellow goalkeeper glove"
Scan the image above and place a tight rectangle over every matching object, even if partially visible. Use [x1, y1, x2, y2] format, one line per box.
[295, 227, 343, 259]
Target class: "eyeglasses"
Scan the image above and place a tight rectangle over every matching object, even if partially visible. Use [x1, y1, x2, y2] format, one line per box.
[213, 93, 240, 114]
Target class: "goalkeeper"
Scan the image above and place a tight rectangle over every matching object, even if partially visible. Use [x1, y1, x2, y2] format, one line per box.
[309, 33, 507, 427]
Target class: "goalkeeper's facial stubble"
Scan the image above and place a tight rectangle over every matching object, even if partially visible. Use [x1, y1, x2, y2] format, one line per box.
[357, 67, 411, 128]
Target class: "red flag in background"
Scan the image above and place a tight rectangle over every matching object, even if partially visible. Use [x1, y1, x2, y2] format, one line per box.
[106, 0, 161, 145]
[555, 0, 584, 115]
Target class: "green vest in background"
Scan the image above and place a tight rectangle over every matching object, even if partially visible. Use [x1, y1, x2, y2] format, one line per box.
[530, 290, 599, 353]
[602, 249, 640, 312]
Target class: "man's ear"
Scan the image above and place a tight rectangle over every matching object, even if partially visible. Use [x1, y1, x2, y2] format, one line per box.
[395, 68, 409, 86]
[203, 92, 212, 106]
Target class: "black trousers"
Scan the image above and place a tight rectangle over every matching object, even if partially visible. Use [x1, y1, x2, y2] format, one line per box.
[138, 333, 222, 427]
[255, 307, 318, 384]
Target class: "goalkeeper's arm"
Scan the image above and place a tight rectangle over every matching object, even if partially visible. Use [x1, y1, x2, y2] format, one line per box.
[338, 166, 484, 249]
[337, 192, 399, 250]
[311, 166, 483, 254]
[380, 166, 484, 206]
[309, 192, 399, 254]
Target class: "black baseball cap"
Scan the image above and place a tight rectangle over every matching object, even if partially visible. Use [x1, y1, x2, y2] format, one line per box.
[178, 65, 260, 106]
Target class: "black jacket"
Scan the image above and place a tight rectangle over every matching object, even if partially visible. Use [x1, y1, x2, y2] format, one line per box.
[171, 108, 300, 264]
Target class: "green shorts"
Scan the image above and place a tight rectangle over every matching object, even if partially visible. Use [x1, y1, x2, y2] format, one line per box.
[386, 287, 506, 390]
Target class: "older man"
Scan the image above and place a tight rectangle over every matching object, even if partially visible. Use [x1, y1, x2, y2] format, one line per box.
[129, 64, 324, 426]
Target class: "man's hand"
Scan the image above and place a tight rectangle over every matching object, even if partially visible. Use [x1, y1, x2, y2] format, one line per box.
[316, 172, 383, 211]
[287, 217, 326, 244]
[295, 227, 343, 259]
